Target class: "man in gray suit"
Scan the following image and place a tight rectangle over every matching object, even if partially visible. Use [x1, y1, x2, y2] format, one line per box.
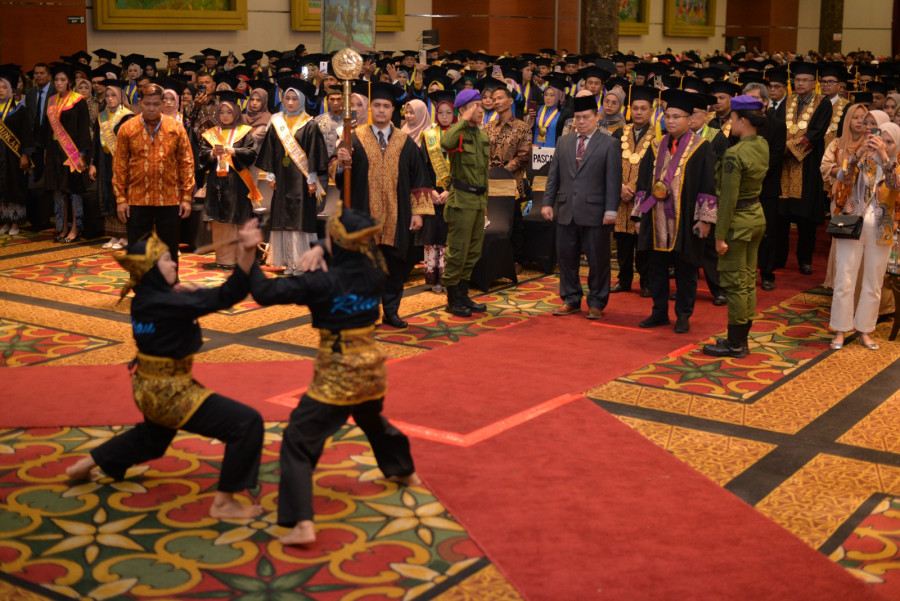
[542, 94, 622, 319]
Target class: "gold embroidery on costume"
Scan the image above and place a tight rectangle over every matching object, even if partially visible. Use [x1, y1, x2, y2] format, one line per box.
[113, 232, 168, 301]
[131, 353, 213, 429]
[358, 126, 404, 246]
[616, 125, 655, 234]
[824, 97, 849, 150]
[649, 133, 706, 252]
[307, 325, 387, 405]
[781, 94, 825, 199]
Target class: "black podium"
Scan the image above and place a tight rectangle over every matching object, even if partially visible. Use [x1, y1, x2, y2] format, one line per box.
[523, 161, 557, 273]
[470, 167, 519, 291]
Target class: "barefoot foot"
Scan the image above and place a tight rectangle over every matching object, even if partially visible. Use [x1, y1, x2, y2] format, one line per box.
[66, 456, 97, 480]
[209, 492, 264, 519]
[280, 520, 316, 546]
[387, 472, 422, 486]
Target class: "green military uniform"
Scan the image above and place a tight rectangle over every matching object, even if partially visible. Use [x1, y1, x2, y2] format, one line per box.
[715, 134, 769, 331]
[440, 119, 490, 288]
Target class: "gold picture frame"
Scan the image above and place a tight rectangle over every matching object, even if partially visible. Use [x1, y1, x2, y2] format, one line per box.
[619, 0, 650, 36]
[94, 0, 248, 30]
[663, 0, 716, 37]
[292, 0, 404, 33]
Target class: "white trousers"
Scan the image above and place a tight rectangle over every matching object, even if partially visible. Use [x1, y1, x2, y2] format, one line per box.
[830, 210, 892, 333]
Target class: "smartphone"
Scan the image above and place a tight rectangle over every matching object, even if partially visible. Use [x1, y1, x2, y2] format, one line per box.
[301, 66, 309, 79]
[871, 128, 882, 137]
[319, 61, 328, 74]
[419, 49, 427, 65]
[351, 109, 358, 122]
[492, 65, 502, 78]
[527, 100, 538, 114]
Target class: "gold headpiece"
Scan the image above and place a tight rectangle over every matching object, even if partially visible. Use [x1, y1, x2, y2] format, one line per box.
[113, 232, 168, 301]
[326, 204, 388, 273]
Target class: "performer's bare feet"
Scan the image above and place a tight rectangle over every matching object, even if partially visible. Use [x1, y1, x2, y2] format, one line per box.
[66, 456, 98, 480]
[280, 520, 316, 546]
[387, 472, 422, 486]
[209, 492, 264, 519]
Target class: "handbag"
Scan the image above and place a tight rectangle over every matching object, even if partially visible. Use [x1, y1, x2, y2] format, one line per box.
[825, 214, 863, 239]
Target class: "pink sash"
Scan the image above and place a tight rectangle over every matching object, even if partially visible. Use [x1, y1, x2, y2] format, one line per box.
[47, 92, 84, 173]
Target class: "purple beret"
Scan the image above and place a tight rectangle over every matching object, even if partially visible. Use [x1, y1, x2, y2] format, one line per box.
[454, 88, 481, 108]
[730, 94, 764, 111]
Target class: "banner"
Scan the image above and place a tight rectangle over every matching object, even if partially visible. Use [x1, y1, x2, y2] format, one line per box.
[322, 0, 375, 54]
[531, 145, 556, 172]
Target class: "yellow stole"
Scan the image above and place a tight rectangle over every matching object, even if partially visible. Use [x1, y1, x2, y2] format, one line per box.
[201, 125, 263, 204]
[422, 125, 450, 188]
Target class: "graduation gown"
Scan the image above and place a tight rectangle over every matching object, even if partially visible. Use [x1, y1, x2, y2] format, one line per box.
[0, 102, 28, 220]
[779, 93, 832, 224]
[633, 132, 718, 267]
[41, 93, 91, 194]
[255, 114, 328, 233]
[91, 107, 133, 217]
[340, 125, 432, 253]
[198, 126, 259, 224]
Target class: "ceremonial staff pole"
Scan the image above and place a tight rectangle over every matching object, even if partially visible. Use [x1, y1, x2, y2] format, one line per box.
[332, 48, 364, 208]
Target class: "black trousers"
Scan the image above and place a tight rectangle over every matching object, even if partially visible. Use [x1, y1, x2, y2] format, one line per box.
[379, 244, 408, 317]
[757, 196, 778, 281]
[127, 205, 182, 269]
[557, 221, 612, 310]
[613, 232, 648, 289]
[647, 250, 699, 319]
[90, 393, 263, 493]
[774, 214, 817, 268]
[26, 151, 52, 230]
[701, 226, 724, 298]
[512, 203, 527, 264]
[278, 394, 415, 526]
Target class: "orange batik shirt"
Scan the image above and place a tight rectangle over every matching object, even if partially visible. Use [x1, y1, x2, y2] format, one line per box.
[113, 115, 195, 207]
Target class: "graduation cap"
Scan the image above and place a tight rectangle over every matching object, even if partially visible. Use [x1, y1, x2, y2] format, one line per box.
[737, 72, 768, 86]
[868, 81, 891, 96]
[249, 79, 276, 95]
[661, 75, 684, 90]
[605, 76, 631, 92]
[501, 69, 523, 86]
[577, 66, 612, 83]
[707, 56, 732, 68]
[633, 62, 664, 78]
[687, 92, 716, 112]
[428, 89, 456, 107]
[621, 54, 640, 64]
[179, 62, 200, 73]
[471, 52, 492, 64]
[684, 52, 701, 64]
[143, 58, 160, 69]
[242, 50, 263, 65]
[661, 89, 696, 114]
[276, 76, 317, 99]
[213, 89, 246, 106]
[230, 66, 253, 82]
[71, 63, 91, 78]
[544, 74, 570, 93]
[49, 62, 75, 81]
[401, 50, 418, 58]
[539, 48, 557, 56]
[858, 64, 879, 80]
[559, 54, 579, 65]
[101, 78, 126, 90]
[520, 53, 539, 62]
[474, 76, 508, 93]
[426, 74, 452, 91]
[164, 51, 183, 59]
[214, 71, 237, 89]
[70, 51, 92, 64]
[94, 49, 117, 61]
[200, 48, 222, 58]
[363, 81, 405, 105]
[766, 68, 788, 85]
[695, 67, 723, 82]
[849, 90, 874, 104]
[265, 50, 283, 60]
[707, 80, 741, 97]
[122, 54, 145, 68]
[301, 53, 325, 67]
[629, 84, 660, 105]
[533, 57, 553, 69]
[156, 76, 186, 96]
[0, 67, 21, 87]
[89, 66, 110, 80]
[657, 53, 679, 64]
[788, 62, 817, 77]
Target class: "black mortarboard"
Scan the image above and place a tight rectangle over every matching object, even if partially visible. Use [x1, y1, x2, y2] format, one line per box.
[695, 67, 723, 82]
[143, 58, 159, 69]
[101, 79, 126, 90]
[475, 76, 507, 93]
[249, 79, 275, 94]
[179, 62, 200, 73]
[89, 66, 110, 80]
[49, 62, 75, 81]
[817, 63, 848, 82]
[707, 56, 732, 67]
[428, 90, 456, 107]
[122, 54, 145, 67]
[164, 51, 183, 59]
[156, 76, 186, 96]
[539, 48, 556, 56]
[661, 75, 684, 90]
[402, 50, 418, 58]
[605, 76, 631, 92]
[94, 49, 117, 61]
[230, 66, 253, 81]
[242, 50, 263, 65]
[680, 76, 706, 92]
[471, 52, 492, 64]
[71, 63, 90, 78]
[534, 57, 553, 69]
[367, 81, 404, 105]
[201, 48, 222, 58]
[849, 90, 873, 104]
[265, 50, 283, 60]
[766, 68, 788, 85]
[276, 76, 317, 99]
[661, 89, 695, 114]
[577, 66, 612, 83]
[737, 72, 768, 86]
[788, 62, 818, 77]
[214, 71, 237, 89]
[573, 94, 598, 112]
[688, 92, 716, 112]
[214, 89, 246, 106]
[629, 85, 659, 105]
[868, 81, 891, 96]
[70, 51, 92, 64]
[707, 80, 741, 97]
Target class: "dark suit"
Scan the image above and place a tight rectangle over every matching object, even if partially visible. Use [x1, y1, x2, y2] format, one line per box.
[544, 129, 622, 310]
[757, 108, 787, 282]
[21, 82, 53, 229]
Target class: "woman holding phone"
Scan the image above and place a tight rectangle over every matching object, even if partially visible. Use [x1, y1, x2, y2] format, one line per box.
[828, 115, 900, 351]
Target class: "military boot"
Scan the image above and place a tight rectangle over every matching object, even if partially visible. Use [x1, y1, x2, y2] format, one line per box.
[458, 280, 487, 313]
[446, 284, 472, 317]
[702, 324, 748, 358]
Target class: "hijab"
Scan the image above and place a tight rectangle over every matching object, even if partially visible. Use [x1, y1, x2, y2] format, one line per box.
[881, 122, 900, 160]
[602, 88, 626, 127]
[869, 110, 890, 127]
[162, 88, 180, 115]
[351, 92, 369, 124]
[401, 99, 429, 147]
[245, 87, 271, 130]
[216, 100, 242, 129]
[836, 103, 867, 160]
[282, 88, 306, 118]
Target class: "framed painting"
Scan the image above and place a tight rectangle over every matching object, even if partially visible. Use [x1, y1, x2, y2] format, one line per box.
[664, 0, 716, 37]
[619, 0, 649, 36]
[292, 0, 404, 33]
[94, 0, 248, 30]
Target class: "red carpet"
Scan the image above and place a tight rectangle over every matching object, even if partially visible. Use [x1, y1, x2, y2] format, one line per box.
[413, 396, 887, 601]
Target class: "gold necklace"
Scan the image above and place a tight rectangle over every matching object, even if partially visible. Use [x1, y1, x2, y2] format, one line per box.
[621, 124, 653, 164]
[785, 95, 817, 135]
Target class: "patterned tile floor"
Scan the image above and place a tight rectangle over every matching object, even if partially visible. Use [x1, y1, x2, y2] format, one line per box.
[3, 230, 900, 597]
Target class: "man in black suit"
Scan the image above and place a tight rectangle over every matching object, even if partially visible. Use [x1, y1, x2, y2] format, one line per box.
[743, 82, 786, 290]
[542, 94, 622, 319]
[20, 62, 53, 230]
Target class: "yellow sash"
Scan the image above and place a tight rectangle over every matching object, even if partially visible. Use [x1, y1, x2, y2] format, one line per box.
[270, 112, 325, 198]
[47, 91, 84, 172]
[422, 125, 450, 188]
[201, 125, 263, 204]
[98, 105, 132, 154]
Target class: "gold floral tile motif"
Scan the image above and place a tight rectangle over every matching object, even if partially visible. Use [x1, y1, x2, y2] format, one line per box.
[194, 344, 311, 363]
[430, 564, 525, 601]
[0, 579, 55, 601]
[755, 454, 900, 550]
[262, 323, 321, 348]
[829, 496, 900, 587]
[0, 238, 60, 258]
[197, 303, 309, 334]
[0, 299, 131, 342]
[589, 343, 900, 434]
[0, 277, 132, 315]
[0, 245, 99, 269]
[378, 341, 428, 359]
[838, 389, 900, 453]
[615, 415, 776, 486]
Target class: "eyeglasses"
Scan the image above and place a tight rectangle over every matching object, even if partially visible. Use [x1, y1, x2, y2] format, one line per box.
[821, 79, 839, 84]
[664, 113, 688, 121]
[794, 77, 815, 83]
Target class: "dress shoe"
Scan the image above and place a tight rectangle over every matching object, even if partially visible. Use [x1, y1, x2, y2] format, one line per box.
[382, 313, 408, 329]
[586, 307, 603, 320]
[640, 287, 652, 298]
[674, 316, 690, 333]
[610, 281, 631, 293]
[553, 303, 581, 316]
[639, 314, 670, 328]
[800, 264, 812, 275]
[712, 294, 728, 306]
[859, 336, 880, 351]
[761, 279, 775, 291]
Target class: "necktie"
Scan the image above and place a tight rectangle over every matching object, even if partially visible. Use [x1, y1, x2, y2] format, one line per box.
[35, 88, 44, 127]
[576, 135, 586, 168]
[377, 130, 387, 152]
[669, 135, 679, 155]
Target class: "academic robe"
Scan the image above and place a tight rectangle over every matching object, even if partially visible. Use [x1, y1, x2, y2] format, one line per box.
[0, 102, 28, 222]
[340, 125, 432, 253]
[255, 115, 328, 233]
[779, 94, 832, 224]
[41, 94, 91, 195]
[91, 108, 133, 218]
[633, 132, 718, 267]
[198, 127, 259, 224]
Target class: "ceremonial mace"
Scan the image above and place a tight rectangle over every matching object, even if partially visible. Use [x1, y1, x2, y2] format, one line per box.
[331, 47, 364, 208]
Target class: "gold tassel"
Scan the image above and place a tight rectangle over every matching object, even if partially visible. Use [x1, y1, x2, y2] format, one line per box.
[625, 84, 632, 121]
[786, 63, 792, 96]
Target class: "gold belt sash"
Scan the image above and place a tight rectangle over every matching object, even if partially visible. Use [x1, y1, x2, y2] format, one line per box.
[131, 353, 213, 429]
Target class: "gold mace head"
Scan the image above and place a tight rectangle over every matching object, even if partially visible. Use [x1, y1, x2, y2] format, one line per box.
[332, 48, 364, 81]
